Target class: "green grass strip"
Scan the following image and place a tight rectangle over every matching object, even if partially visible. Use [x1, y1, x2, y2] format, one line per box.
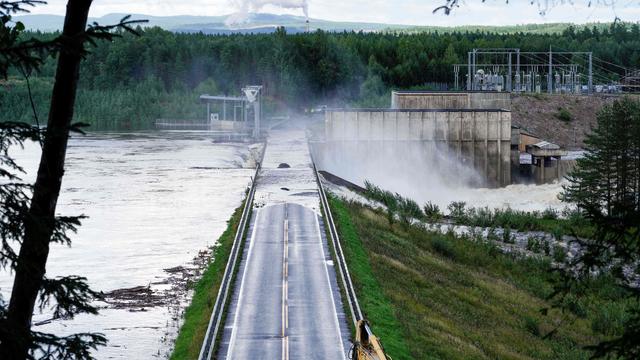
[170, 204, 244, 360]
[328, 195, 413, 360]
[329, 196, 628, 360]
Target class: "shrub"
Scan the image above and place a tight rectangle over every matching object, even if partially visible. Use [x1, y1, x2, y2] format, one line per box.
[363, 181, 398, 225]
[542, 207, 559, 220]
[555, 107, 573, 122]
[397, 195, 423, 226]
[542, 239, 552, 256]
[502, 227, 515, 244]
[524, 315, 540, 336]
[564, 208, 589, 228]
[551, 227, 564, 242]
[448, 201, 467, 222]
[364, 180, 386, 203]
[423, 201, 443, 223]
[468, 207, 493, 227]
[552, 244, 568, 263]
[385, 203, 397, 226]
[562, 294, 588, 318]
[591, 303, 628, 336]
[526, 236, 542, 253]
[431, 237, 456, 259]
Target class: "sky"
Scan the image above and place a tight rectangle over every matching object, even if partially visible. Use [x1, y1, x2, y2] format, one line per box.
[27, 0, 640, 26]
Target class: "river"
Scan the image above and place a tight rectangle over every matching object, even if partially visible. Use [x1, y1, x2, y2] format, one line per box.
[0, 132, 257, 359]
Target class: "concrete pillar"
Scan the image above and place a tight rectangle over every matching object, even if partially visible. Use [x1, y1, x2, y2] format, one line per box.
[422, 112, 436, 141]
[358, 111, 373, 141]
[397, 112, 411, 141]
[374, 112, 385, 140]
[345, 112, 358, 141]
[383, 112, 398, 141]
[409, 111, 422, 140]
[253, 100, 260, 139]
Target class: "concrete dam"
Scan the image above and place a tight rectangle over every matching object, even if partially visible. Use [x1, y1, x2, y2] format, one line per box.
[311, 96, 512, 190]
[391, 90, 512, 110]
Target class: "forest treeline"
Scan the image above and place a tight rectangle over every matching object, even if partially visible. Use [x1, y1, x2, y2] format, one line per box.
[1, 22, 639, 129]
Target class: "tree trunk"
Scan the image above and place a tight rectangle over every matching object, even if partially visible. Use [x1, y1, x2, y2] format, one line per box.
[1, 1, 92, 358]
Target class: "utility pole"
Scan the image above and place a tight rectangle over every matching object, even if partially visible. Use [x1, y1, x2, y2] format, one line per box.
[472, 49, 477, 90]
[516, 49, 520, 92]
[548, 46, 553, 94]
[507, 53, 512, 92]
[467, 51, 472, 90]
[454, 65, 459, 90]
[588, 52, 593, 95]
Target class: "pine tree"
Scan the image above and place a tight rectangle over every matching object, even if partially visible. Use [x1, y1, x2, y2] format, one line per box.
[0, 1, 144, 358]
[560, 97, 640, 359]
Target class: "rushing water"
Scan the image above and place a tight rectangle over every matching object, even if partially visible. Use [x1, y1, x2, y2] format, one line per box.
[0, 132, 257, 359]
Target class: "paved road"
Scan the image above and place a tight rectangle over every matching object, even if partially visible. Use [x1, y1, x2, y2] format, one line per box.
[217, 125, 349, 359]
[218, 203, 348, 359]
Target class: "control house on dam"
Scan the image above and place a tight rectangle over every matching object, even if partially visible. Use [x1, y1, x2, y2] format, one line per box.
[311, 91, 513, 189]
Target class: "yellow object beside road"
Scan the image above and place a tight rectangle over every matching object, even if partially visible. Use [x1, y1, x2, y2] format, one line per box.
[351, 320, 391, 360]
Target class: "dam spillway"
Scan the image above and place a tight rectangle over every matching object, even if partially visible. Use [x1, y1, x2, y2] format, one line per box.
[312, 108, 512, 188]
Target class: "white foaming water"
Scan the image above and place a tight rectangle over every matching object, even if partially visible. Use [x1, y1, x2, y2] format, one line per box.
[353, 173, 567, 214]
[431, 181, 568, 213]
[0, 132, 256, 359]
[314, 141, 568, 213]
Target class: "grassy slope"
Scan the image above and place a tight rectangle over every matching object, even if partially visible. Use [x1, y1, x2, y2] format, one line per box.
[170, 205, 243, 360]
[329, 196, 604, 360]
[328, 197, 413, 359]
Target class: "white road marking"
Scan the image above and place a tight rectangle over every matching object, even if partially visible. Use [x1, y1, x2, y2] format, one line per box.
[227, 208, 261, 360]
[314, 214, 347, 360]
[282, 209, 290, 360]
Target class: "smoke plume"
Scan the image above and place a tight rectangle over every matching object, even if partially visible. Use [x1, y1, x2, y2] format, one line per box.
[227, 0, 309, 25]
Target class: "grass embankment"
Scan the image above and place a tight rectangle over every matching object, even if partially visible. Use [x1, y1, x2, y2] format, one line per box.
[329, 196, 626, 360]
[170, 205, 244, 360]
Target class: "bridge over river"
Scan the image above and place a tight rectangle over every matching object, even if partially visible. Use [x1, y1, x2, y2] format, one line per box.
[199, 125, 353, 359]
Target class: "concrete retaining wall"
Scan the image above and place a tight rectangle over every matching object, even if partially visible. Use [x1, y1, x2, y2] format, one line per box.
[391, 91, 511, 111]
[316, 109, 512, 188]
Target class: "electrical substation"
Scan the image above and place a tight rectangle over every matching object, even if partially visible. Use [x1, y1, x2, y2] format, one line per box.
[454, 48, 639, 94]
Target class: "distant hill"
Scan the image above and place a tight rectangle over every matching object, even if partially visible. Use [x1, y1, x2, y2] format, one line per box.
[15, 12, 614, 35]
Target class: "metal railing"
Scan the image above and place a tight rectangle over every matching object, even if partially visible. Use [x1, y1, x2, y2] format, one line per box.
[197, 161, 261, 360]
[312, 159, 363, 327]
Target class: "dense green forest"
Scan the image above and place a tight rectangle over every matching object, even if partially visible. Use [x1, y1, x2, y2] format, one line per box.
[1, 22, 639, 129]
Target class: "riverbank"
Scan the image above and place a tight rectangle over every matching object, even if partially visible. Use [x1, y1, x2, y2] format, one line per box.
[329, 196, 628, 359]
